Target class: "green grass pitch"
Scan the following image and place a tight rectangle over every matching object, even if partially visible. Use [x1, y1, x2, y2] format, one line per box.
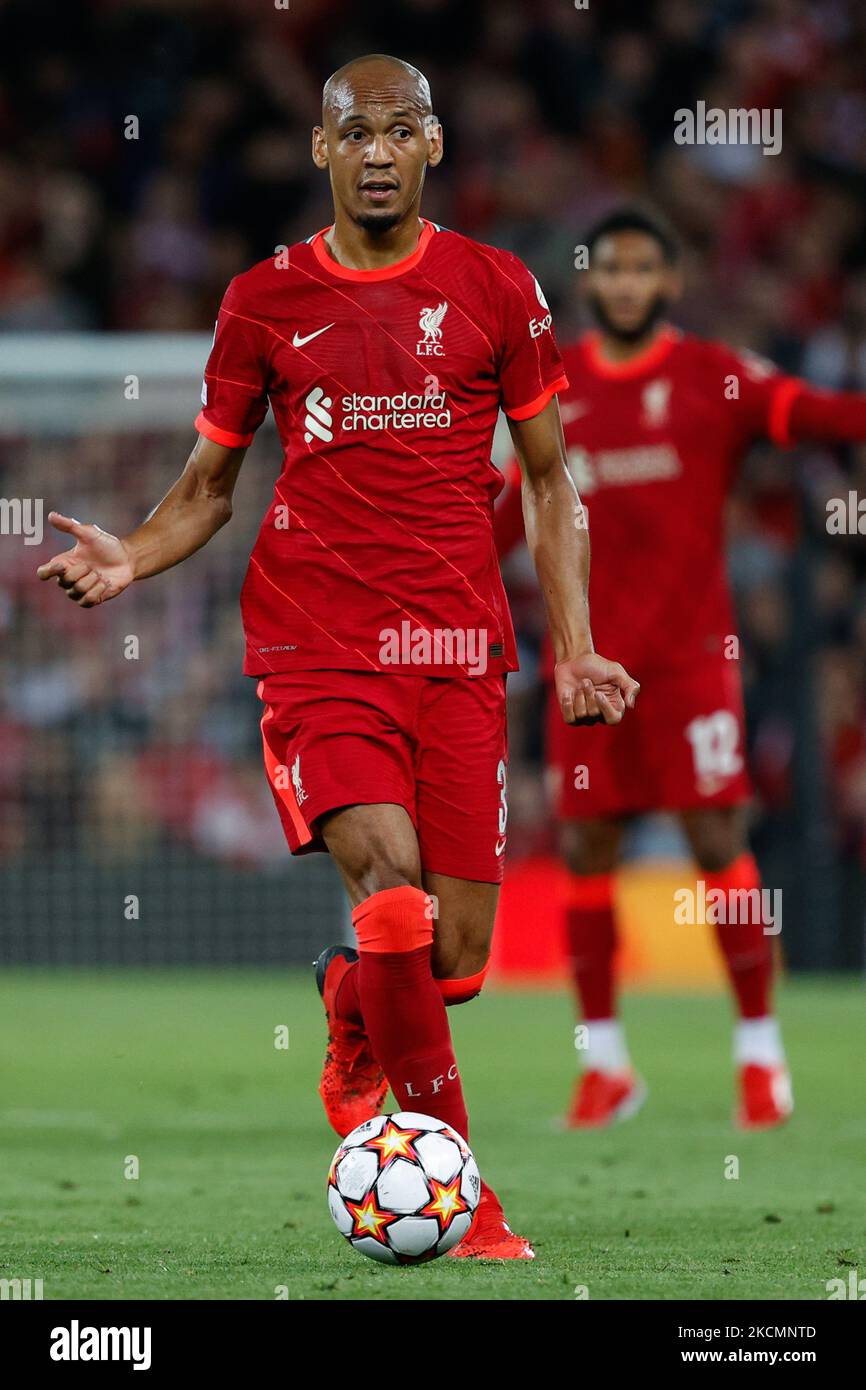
[1, 971, 863, 1301]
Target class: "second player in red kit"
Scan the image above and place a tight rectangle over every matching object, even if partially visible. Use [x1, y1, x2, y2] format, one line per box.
[544, 325, 775, 822]
[497, 207, 866, 1131]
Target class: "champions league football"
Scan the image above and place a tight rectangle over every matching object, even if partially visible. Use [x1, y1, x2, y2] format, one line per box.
[327, 1113, 481, 1264]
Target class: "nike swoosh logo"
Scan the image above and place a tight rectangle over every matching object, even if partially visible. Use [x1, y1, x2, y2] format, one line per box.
[495, 838, 507, 857]
[292, 323, 335, 348]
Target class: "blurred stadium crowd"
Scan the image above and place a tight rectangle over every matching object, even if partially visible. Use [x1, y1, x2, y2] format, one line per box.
[3, 0, 866, 963]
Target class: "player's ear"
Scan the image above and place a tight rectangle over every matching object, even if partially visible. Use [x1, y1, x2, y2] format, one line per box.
[666, 264, 684, 301]
[425, 117, 443, 168]
[312, 126, 329, 170]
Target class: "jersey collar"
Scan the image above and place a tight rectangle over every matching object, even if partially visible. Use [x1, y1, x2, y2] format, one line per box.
[310, 218, 436, 282]
[584, 325, 680, 379]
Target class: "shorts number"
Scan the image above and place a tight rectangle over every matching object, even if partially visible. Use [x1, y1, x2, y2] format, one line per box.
[497, 758, 508, 834]
[684, 711, 743, 783]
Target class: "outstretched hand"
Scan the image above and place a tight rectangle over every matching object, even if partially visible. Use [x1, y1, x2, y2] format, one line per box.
[36, 512, 134, 607]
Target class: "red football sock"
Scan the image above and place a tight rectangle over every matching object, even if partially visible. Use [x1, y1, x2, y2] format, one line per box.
[352, 885, 470, 1140]
[435, 964, 488, 1006]
[563, 872, 618, 1021]
[705, 853, 773, 1019]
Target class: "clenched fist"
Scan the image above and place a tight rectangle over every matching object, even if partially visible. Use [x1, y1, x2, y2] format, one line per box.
[36, 512, 134, 607]
[555, 652, 640, 726]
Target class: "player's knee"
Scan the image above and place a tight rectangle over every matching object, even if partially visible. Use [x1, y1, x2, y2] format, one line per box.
[558, 819, 620, 877]
[431, 903, 493, 982]
[352, 861, 422, 901]
[686, 813, 746, 874]
[325, 833, 422, 903]
[694, 843, 742, 875]
[437, 940, 490, 978]
[338, 837, 422, 903]
[319, 805, 422, 902]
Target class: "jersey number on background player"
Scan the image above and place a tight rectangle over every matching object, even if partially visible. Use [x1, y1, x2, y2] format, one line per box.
[684, 711, 744, 795]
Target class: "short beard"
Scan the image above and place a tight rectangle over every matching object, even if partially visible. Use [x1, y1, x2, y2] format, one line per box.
[588, 293, 668, 344]
[353, 209, 403, 234]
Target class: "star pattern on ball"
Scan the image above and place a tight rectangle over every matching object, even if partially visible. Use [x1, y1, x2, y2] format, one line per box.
[366, 1120, 424, 1164]
[450, 1132, 472, 1161]
[345, 1191, 398, 1245]
[327, 1148, 347, 1186]
[420, 1175, 469, 1232]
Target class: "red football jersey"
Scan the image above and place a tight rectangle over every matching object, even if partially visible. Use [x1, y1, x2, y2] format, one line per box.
[545, 327, 801, 675]
[195, 218, 566, 678]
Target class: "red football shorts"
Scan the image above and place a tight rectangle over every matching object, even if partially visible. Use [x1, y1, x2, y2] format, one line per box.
[547, 657, 752, 820]
[257, 670, 508, 882]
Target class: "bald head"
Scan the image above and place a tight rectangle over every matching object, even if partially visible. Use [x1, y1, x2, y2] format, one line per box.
[313, 53, 442, 235]
[322, 53, 433, 126]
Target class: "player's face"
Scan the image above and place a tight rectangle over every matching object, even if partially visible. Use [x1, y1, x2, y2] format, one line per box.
[586, 231, 680, 342]
[313, 70, 443, 233]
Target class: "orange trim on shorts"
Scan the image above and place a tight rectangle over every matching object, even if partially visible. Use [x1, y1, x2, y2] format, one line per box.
[352, 885, 433, 953]
[259, 700, 313, 846]
[564, 871, 614, 909]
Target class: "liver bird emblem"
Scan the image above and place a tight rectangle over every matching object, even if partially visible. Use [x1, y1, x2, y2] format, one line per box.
[419, 301, 448, 342]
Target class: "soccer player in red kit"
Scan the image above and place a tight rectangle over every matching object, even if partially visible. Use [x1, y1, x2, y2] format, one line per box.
[496, 207, 866, 1131]
[37, 56, 639, 1258]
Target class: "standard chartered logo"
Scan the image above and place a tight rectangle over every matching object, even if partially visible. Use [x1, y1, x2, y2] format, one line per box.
[302, 383, 451, 444]
[303, 386, 334, 443]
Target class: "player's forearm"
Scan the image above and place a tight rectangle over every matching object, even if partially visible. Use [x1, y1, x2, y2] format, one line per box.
[522, 467, 594, 661]
[123, 436, 245, 580]
[124, 485, 232, 580]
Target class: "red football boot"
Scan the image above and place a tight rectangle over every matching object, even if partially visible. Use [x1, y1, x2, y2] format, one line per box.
[564, 1068, 647, 1129]
[736, 1063, 793, 1130]
[448, 1181, 535, 1260]
[315, 945, 388, 1138]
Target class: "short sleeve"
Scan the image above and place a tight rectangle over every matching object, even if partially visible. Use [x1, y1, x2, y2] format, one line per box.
[195, 278, 270, 448]
[494, 252, 568, 420]
[715, 345, 803, 448]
